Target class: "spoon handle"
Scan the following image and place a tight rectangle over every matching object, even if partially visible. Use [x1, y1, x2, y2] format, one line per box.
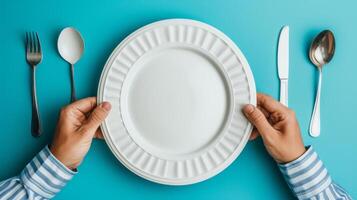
[70, 64, 76, 102]
[309, 69, 322, 137]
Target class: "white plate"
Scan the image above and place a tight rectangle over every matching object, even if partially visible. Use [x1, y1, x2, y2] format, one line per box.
[98, 19, 256, 185]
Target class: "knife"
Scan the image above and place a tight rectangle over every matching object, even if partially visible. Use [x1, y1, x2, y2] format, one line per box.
[277, 26, 289, 106]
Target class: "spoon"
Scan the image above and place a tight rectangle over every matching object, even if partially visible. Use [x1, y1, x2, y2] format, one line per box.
[308, 30, 335, 137]
[58, 27, 84, 102]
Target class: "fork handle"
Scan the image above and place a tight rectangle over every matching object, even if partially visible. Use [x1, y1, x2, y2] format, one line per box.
[31, 67, 42, 137]
[70, 64, 76, 102]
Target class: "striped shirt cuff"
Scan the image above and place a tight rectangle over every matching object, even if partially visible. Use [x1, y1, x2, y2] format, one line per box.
[19, 146, 76, 199]
[278, 146, 332, 200]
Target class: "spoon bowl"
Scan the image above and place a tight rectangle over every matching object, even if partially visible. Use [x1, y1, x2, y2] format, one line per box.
[58, 27, 84, 64]
[309, 30, 335, 68]
[308, 30, 336, 137]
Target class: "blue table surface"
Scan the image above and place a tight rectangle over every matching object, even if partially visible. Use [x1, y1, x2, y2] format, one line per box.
[1, 0, 356, 199]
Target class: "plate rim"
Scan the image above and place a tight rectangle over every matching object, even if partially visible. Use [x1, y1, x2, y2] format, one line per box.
[97, 18, 256, 185]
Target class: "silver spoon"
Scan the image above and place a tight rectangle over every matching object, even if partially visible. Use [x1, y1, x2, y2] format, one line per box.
[308, 30, 335, 137]
[57, 27, 84, 102]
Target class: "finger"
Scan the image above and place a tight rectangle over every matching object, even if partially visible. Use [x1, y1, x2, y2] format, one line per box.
[66, 97, 97, 114]
[81, 102, 111, 136]
[243, 104, 277, 140]
[257, 93, 287, 114]
[269, 111, 287, 124]
[257, 105, 269, 118]
[94, 129, 104, 139]
[249, 128, 259, 140]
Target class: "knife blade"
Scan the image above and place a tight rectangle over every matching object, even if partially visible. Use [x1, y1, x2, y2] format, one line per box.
[277, 25, 289, 106]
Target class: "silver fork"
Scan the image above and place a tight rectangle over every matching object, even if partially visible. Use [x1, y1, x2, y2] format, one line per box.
[26, 32, 42, 137]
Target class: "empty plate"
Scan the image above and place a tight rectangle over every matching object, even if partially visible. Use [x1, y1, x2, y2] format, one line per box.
[98, 19, 256, 185]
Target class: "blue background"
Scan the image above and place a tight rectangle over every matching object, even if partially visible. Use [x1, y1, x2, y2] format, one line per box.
[0, 0, 356, 199]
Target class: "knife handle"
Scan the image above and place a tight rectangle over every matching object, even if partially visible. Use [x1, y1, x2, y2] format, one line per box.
[280, 79, 288, 106]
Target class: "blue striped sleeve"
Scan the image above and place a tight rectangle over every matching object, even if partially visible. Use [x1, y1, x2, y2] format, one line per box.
[0, 146, 76, 200]
[278, 146, 352, 200]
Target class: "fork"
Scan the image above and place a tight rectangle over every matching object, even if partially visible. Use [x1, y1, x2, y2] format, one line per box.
[26, 32, 42, 137]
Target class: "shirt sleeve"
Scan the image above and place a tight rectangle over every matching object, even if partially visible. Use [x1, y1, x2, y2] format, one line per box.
[0, 146, 76, 200]
[278, 146, 352, 200]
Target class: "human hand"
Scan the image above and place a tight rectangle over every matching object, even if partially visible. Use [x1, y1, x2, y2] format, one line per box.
[50, 97, 111, 170]
[243, 93, 306, 163]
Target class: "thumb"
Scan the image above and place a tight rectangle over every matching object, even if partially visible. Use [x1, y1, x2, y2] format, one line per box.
[243, 104, 276, 140]
[82, 102, 111, 136]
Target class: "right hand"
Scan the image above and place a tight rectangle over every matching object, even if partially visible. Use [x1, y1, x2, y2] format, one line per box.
[242, 93, 306, 164]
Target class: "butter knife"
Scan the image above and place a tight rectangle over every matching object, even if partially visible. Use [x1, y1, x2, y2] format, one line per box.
[277, 26, 289, 106]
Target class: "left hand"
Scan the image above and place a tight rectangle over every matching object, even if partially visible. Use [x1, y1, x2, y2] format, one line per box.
[50, 97, 111, 170]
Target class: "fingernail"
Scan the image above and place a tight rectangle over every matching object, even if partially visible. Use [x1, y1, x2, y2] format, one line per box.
[243, 104, 254, 114]
[101, 102, 112, 111]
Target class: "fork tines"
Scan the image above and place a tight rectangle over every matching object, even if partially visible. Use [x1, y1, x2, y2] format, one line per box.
[25, 32, 42, 65]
